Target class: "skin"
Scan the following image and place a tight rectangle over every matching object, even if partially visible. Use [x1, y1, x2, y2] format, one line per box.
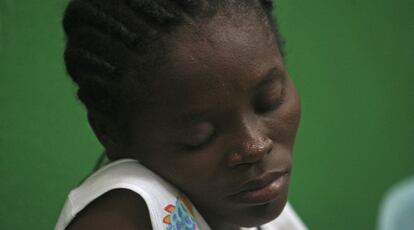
[72, 9, 301, 230]
[66, 189, 151, 230]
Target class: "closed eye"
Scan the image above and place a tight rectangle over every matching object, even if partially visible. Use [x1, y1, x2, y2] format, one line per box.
[179, 129, 217, 151]
[254, 74, 286, 114]
[177, 122, 217, 152]
[254, 89, 285, 114]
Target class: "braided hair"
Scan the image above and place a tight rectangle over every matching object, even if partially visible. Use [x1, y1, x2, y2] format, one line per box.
[63, 0, 284, 120]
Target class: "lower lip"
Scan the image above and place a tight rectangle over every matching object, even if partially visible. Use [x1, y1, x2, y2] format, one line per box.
[230, 173, 288, 205]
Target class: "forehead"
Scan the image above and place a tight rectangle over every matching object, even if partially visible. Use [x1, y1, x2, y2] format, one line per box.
[147, 13, 282, 115]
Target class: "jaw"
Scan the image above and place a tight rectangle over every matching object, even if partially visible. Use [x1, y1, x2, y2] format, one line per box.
[193, 185, 289, 229]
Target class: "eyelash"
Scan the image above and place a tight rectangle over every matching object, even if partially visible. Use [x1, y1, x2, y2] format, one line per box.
[180, 130, 217, 152]
[270, 87, 286, 110]
[179, 82, 286, 152]
[255, 86, 286, 114]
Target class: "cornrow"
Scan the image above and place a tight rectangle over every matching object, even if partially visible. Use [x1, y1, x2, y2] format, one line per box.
[170, 0, 198, 9]
[126, 0, 177, 25]
[64, 0, 138, 46]
[258, 0, 286, 56]
[63, 0, 283, 118]
[65, 48, 116, 80]
[260, 0, 273, 11]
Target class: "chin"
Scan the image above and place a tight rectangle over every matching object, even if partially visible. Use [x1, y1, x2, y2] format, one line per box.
[229, 188, 289, 228]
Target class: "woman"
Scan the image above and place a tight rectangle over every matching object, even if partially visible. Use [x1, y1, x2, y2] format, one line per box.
[56, 0, 306, 229]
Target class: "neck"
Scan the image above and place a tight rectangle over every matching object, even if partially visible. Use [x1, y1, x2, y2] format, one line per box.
[198, 209, 240, 230]
[208, 221, 240, 230]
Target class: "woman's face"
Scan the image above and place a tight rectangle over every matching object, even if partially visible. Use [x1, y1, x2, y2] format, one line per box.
[125, 15, 301, 229]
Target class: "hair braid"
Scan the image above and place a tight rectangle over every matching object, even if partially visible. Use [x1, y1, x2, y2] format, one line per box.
[65, 48, 116, 81]
[259, 0, 286, 56]
[64, 0, 138, 46]
[126, 0, 178, 25]
[170, 0, 198, 9]
[260, 0, 273, 11]
[63, 0, 284, 118]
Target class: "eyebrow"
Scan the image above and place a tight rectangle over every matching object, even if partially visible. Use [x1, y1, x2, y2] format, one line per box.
[172, 112, 208, 124]
[172, 67, 283, 124]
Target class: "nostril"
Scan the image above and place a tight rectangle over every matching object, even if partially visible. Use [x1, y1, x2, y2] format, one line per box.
[228, 152, 255, 169]
[258, 136, 273, 155]
[266, 143, 273, 155]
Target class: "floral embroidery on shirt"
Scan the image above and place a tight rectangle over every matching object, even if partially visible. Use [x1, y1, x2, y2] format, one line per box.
[163, 195, 196, 230]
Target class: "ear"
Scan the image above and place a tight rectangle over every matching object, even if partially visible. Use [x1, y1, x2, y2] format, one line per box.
[87, 110, 124, 160]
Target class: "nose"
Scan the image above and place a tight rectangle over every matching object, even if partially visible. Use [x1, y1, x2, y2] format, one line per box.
[227, 116, 273, 168]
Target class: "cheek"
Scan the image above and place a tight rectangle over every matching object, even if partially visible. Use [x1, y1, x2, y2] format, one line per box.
[149, 148, 224, 194]
[267, 77, 301, 144]
[283, 78, 301, 132]
[129, 125, 226, 198]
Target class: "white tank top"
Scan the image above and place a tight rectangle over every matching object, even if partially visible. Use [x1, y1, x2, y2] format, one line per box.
[55, 159, 307, 230]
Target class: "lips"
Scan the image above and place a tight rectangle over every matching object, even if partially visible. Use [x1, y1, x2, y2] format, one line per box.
[229, 170, 289, 205]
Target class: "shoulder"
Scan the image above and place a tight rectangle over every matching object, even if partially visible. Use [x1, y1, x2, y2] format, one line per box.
[262, 202, 308, 230]
[379, 177, 414, 230]
[66, 189, 152, 230]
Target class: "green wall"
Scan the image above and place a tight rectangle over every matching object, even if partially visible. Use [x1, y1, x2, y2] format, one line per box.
[1, 0, 413, 229]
